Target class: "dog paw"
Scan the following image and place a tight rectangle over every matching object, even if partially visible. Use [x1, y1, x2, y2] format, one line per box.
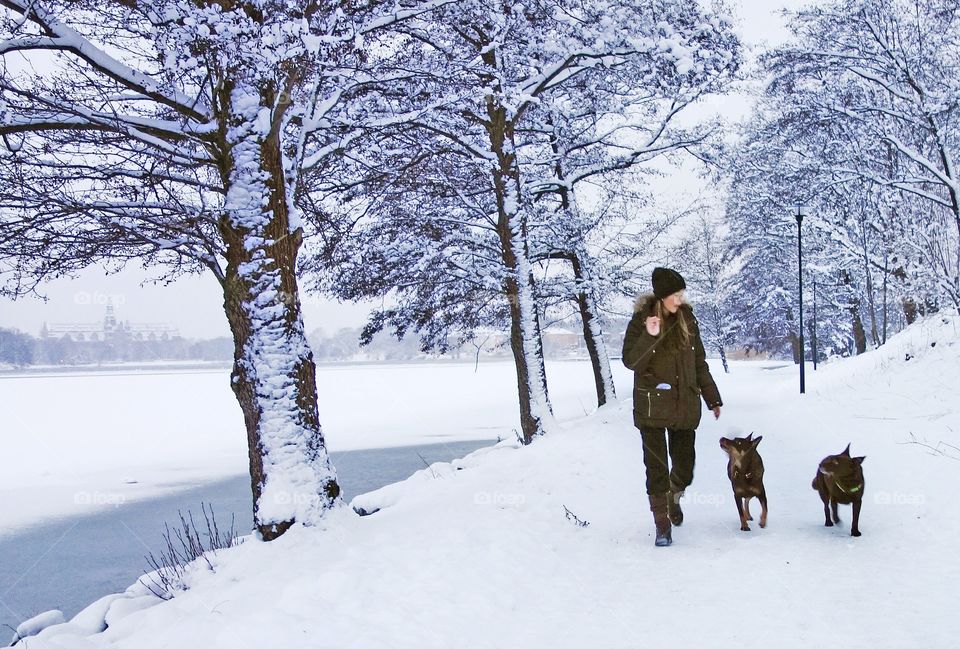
[824, 521, 833, 527]
[759, 520, 767, 529]
[851, 530, 862, 537]
[740, 525, 751, 532]
[746, 514, 754, 521]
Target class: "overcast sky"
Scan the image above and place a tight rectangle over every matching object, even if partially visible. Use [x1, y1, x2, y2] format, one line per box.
[0, 0, 809, 340]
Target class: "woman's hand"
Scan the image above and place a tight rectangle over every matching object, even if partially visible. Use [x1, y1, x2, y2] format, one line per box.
[645, 316, 661, 336]
[712, 406, 721, 420]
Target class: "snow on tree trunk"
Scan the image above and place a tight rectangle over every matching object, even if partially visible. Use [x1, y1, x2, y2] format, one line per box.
[570, 250, 616, 407]
[221, 89, 341, 540]
[710, 305, 731, 374]
[502, 224, 554, 444]
[487, 99, 553, 443]
[550, 170, 616, 409]
[500, 197, 554, 442]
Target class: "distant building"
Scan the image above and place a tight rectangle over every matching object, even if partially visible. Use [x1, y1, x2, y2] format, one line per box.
[40, 301, 181, 342]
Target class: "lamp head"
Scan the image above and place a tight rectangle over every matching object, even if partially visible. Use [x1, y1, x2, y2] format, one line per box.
[794, 204, 807, 224]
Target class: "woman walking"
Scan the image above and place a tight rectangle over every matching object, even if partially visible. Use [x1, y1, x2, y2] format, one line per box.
[622, 267, 723, 546]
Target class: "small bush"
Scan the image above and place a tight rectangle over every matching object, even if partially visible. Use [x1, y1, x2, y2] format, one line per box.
[142, 502, 241, 600]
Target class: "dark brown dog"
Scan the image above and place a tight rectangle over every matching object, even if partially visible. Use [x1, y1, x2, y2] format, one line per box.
[812, 443, 865, 537]
[719, 433, 768, 531]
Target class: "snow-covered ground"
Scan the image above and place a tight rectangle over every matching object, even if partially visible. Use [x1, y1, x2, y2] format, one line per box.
[9, 314, 960, 648]
[0, 359, 603, 537]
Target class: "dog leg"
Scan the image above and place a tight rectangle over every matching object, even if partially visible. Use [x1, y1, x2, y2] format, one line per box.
[851, 498, 862, 537]
[734, 493, 750, 531]
[758, 488, 768, 529]
[821, 493, 833, 527]
[744, 497, 753, 521]
[831, 498, 841, 524]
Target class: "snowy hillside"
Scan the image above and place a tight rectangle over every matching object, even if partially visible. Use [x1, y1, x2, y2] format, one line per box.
[12, 315, 960, 648]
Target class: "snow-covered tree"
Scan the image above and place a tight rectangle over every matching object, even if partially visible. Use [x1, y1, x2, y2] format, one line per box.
[523, 36, 740, 404]
[309, 0, 740, 441]
[0, 0, 451, 540]
[723, 109, 887, 360]
[672, 210, 737, 372]
[723, 0, 960, 359]
[762, 0, 960, 312]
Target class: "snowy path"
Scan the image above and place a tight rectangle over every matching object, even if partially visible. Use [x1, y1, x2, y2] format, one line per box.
[9, 316, 960, 648]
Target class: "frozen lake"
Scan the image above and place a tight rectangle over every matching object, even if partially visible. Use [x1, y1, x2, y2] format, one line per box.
[0, 358, 635, 636]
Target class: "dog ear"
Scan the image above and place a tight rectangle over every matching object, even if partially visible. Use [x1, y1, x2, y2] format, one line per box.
[751, 435, 763, 448]
[841, 443, 851, 456]
[746, 432, 753, 441]
[853, 455, 866, 465]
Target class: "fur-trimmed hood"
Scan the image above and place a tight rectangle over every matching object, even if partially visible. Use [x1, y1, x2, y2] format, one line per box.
[633, 292, 695, 316]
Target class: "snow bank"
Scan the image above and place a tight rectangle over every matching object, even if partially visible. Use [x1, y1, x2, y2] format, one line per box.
[11, 315, 960, 648]
[784, 313, 958, 387]
[768, 313, 960, 426]
[11, 609, 64, 644]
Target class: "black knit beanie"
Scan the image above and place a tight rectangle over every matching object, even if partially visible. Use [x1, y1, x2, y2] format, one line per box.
[652, 267, 686, 299]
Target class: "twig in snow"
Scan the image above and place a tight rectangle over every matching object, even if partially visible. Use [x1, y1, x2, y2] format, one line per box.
[417, 452, 439, 478]
[563, 505, 590, 527]
[899, 432, 960, 461]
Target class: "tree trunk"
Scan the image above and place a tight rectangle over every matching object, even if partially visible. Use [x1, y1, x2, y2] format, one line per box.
[902, 297, 919, 324]
[541, 115, 615, 408]
[710, 305, 730, 373]
[890, 265, 919, 324]
[857, 216, 880, 348]
[220, 100, 341, 541]
[850, 302, 867, 355]
[570, 249, 616, 407]
[487, 101, 553, 444]
[882, 251, 889, 344]
[840, 270, 867, 355]
[501, 223, 554, 444]
[864, 260, 880, 348]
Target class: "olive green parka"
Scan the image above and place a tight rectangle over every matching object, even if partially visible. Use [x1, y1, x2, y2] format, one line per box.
[621, 293, 723, 430]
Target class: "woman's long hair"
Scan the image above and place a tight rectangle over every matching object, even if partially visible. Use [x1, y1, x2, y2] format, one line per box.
[654, 298, 691, 347]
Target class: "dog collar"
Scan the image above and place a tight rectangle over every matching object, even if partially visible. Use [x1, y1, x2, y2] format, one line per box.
[837, 483, 862, 494]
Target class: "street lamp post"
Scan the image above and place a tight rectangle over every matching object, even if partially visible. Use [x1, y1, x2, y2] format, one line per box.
[795, 204, 806, 394]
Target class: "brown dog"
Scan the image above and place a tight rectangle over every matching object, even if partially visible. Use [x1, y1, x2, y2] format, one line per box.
[812, 443, 865, 537]
[719, 433, 768, 531]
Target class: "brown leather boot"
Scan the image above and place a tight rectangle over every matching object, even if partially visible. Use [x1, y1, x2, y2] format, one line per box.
[668, 487, 684, 527]
[648, 494, 672, 547]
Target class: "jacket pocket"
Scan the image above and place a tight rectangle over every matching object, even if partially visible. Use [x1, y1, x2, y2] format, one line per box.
[635, 386, 677, 421]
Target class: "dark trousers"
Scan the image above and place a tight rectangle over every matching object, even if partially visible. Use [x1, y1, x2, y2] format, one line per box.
[639, 426, 696, 496]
